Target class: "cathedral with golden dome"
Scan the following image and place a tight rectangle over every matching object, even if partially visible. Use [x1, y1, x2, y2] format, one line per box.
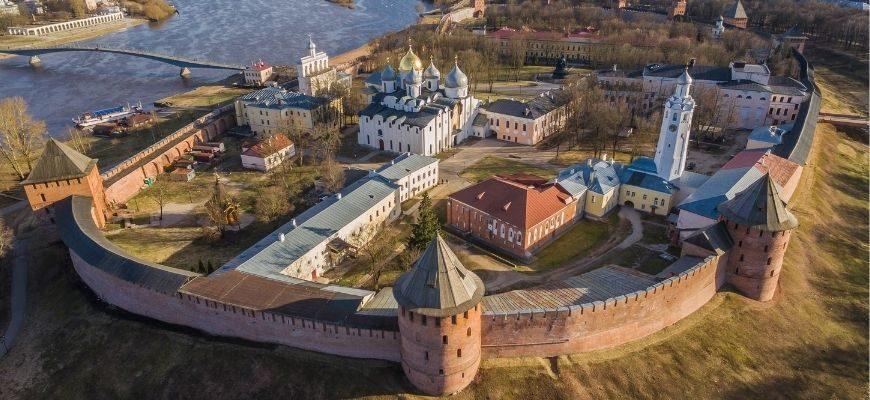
[358, 45, 481, 156]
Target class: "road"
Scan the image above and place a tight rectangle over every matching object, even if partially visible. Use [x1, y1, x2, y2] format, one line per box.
[0, 238, 28, 359]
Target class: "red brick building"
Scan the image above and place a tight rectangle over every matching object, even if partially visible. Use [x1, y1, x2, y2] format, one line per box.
[447, 174, 577, 259]
[668, 0, 687, 19]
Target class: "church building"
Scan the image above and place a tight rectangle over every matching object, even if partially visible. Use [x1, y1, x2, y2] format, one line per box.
[297, 36, 352, 97]
[358, 46, 481, 156]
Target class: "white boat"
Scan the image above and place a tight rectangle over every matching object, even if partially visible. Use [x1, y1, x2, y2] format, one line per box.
[73, 101, 143, 128]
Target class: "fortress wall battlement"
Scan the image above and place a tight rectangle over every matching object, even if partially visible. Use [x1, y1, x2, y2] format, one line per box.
[101, 107, 235, 205]
[480, 255, 727, 358]
[69, 249, 403, 362]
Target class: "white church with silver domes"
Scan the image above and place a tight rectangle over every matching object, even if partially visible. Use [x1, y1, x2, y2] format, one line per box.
[358, 46, 481, 156]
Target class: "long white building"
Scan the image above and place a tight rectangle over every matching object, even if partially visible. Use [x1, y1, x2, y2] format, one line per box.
[358, 46, 481, 156]
[222, 154, 439, 281]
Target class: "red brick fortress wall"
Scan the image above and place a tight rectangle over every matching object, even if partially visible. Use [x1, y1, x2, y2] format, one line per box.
[68, 250, 402, 362]
[480, 255, 727, 358]
[101, 107, 236, 205]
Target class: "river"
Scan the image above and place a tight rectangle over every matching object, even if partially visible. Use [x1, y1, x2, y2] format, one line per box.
[0, 0, 428, 136]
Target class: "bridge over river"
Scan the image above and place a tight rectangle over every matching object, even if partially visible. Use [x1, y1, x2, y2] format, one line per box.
[0, 45, 246, 77]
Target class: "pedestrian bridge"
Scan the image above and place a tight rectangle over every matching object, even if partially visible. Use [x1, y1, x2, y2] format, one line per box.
[0, 45, 246, 76]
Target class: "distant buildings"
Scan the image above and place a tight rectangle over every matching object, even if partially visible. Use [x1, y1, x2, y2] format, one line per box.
[712, 15, 725, 39]
[297, 36, 352, 97]
[773, 26, 809, 53]
[358, 46, 481, 156]
[598, 60, 809, 129]
[477, 88, 573, 145]
[243, 60, 274, 87]
[233, 85, 342, 137]
[484, 26, 601, 64]
[240, 133, 296, 171]
[723, 0, 748, 29]
[0, 0, 19, 15]
[668, 0, 687, 19]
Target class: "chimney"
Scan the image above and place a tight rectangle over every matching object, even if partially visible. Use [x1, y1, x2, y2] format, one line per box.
[687, 58, 696, 69]
[336, 193, 342, 199]
[612, 64, 617, 72]
[602, 153, 608, 162]
[291, 218, 297, 228]
[279, 233, 286, 242]
[587, 159, 593, 167]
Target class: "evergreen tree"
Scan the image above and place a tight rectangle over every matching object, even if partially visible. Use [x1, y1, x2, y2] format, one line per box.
[197, 259, 204, 273]
[408, 192, 440, 251]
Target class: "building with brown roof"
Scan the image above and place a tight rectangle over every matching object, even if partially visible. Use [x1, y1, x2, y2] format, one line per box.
[447, 174, 577, 259]
[240, 133, 295, 171]
[724, 0, 748, 29]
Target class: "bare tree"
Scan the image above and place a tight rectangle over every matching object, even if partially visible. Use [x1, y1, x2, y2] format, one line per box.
[0, 97, 46, 180]
[351, 223, 398, 291]
[65, 127, 91, 155]
[147, 180, 169, 222]
[0, 218, 14, 258]
[318, 154, 344, 195]
[204, 177, 240, 238]
[254, 185, 293, 222]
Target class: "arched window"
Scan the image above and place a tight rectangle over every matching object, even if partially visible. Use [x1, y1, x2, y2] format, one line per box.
[467, 327, 472, 337]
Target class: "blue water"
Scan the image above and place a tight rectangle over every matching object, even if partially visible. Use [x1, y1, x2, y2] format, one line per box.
[0, 0, 427, 135]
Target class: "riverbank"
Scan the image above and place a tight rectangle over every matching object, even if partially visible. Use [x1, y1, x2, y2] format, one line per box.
[0, 18, 148, 53]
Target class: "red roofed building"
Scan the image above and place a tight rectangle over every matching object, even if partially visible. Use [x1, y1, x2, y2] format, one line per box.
[244, 60, 274, 86]
[720, 149, 801, 202]
[485, 26, 601, 64]
[447, 174, 578, 259]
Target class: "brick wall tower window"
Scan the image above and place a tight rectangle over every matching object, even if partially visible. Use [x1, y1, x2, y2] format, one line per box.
[443, 335, 448, 345]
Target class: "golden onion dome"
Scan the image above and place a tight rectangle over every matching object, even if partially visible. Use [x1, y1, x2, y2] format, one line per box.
[398, 45, 423, 72]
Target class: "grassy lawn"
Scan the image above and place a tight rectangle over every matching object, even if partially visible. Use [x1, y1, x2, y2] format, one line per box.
[155, 84, 251, 109]
[531, 214, 618, 271]
[459, 156, 557, 183]
[550, 149, 634, 166]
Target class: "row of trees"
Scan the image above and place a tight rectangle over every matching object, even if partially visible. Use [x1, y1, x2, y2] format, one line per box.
[0, 97, 46, 181]
[688, 0, 868, 51]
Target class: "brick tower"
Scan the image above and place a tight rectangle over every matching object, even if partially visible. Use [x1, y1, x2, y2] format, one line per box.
[723, 0, 748, 29]
[668, 0, 687, 19]
[22, 138, 108, 228]
[393, 234, 485, 396]
[718, 174, 798, 301]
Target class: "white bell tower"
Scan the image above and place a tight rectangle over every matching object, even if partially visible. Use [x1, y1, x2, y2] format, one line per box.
[654, 67, 695, 182]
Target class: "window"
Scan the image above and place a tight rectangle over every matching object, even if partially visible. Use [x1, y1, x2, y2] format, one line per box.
[739, 254, 744, 262]
[422, 315, 427, 326]
[442, 335, 448, 345]
[39, 193, 46, 202]
[767, 257, 772, 265]
[457, 349, 462, 357]
[451, 315, 457, 325]
[425, 351, 429, 361]
[467, 327, 472, 337]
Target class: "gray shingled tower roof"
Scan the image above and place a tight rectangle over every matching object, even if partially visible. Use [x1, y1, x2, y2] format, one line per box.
[393, 234, 485, 317]
[22, 138, 96, 185]
[717, 174, 798, 232]
[725, 0, 747, 19]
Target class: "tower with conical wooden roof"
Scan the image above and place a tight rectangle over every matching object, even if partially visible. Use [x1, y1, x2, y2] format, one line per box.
[22, 138, 108, 228]
[393, 234, 485, 395]
[718, 174, 798, 301]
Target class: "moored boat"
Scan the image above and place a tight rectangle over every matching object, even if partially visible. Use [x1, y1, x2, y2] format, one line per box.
[73, 102, 144, 128]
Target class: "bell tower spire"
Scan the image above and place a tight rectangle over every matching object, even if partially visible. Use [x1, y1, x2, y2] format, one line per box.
[654, 66, 695, 182]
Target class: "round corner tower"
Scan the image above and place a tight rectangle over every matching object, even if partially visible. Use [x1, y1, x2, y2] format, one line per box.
[718, 174, 798, 302]
[393, 234, 485, 396]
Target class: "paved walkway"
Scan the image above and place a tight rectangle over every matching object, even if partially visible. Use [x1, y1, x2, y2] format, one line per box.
[0, 238, 28, 359]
